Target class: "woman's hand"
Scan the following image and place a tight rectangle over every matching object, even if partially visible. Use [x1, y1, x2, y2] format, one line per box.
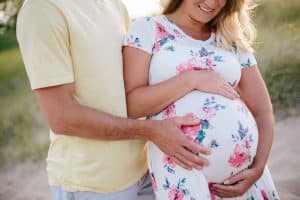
[210, 167, 264, 198]
[188, 70, 239, 100]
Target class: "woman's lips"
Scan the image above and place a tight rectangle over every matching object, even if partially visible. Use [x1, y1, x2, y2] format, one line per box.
[198, 5, 214, 13]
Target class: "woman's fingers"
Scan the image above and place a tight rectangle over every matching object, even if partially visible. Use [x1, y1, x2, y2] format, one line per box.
[212, 189, 233, 198]
[220, 84, 239, 99]
[223, 169, 246, 185]
[219, 88, 236, 100]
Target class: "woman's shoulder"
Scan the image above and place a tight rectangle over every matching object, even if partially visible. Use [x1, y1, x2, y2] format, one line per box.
[131, 15, 167, 27]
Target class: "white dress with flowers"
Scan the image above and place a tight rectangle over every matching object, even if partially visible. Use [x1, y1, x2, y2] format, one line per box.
[123, 16, 279, 200]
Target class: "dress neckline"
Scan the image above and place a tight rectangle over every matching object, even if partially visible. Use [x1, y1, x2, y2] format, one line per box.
[161, 15, 215, 45]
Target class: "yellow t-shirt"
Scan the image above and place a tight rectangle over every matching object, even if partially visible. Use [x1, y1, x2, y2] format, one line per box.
[17, 0, 147, 193]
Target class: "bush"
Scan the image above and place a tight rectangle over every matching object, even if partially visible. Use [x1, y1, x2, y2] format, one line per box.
[0, 43, 48, 167]
[254, 0, 300, 115]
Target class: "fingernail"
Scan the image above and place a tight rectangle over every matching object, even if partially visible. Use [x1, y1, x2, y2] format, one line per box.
[223, 180, 230, 185]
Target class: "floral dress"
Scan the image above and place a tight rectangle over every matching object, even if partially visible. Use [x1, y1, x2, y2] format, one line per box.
[123, 16, 279, 200]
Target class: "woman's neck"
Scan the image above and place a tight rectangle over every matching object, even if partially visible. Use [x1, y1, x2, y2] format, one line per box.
[166, 8, 211, 40]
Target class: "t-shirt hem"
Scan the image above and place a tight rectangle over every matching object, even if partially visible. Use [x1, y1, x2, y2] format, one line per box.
[123, 44, 153, 55]
[48, 166, 148, 194]
[30, 75, 75, 90]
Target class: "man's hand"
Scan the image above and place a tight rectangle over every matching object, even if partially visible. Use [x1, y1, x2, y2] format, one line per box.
[150, 116, 211, 170]
[211, 167, 264, 198]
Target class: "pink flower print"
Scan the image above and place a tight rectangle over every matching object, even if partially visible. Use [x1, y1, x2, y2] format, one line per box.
[168, 186, 184, 200]
[181, 113, 200, 140]
[176, 60, 194, 74]
[228, 143, 250, 168]
[163, 155, 176, 168]
[176, 58, 203, 74]
[176, 63, 191, 74]
[156, 22, 169, 39]
[149, 173, 158, 192]
[203, 107, 216, 121]
[204, 57, 214, 69]
[261, 189, 269, 200]
[154, 22, 171, 51]
[162, 104, 176, 118]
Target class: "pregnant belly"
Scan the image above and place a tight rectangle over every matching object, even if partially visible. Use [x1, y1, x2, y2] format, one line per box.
[150, 91, 259, 182]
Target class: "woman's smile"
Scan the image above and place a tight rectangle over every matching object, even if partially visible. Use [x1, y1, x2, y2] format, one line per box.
[198, 4, 214, 14]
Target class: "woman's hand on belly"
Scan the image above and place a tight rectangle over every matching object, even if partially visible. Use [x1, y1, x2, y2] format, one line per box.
[189, 70, 239, 100]
[149, 116, 211, 170]
[210, 167, 264, 198]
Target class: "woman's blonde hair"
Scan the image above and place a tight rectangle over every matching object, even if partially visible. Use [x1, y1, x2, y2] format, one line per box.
[161, 0, 256, 52]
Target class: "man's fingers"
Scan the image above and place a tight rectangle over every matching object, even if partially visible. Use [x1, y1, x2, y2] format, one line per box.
[185, 139, 211, 155]
[174, 116, 200, 127]
[178, 148, 207, 169]
[173, 156, 192, 170]
[173, 152, 194, 170]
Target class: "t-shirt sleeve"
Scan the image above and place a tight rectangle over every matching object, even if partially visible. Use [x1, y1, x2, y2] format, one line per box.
[239, 51, 257, 69]
[17, 0, 74, 90]
[123, 17, 156, 54]
[119, 1, 131, 32]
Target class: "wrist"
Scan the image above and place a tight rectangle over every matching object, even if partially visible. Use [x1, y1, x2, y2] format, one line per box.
[142, 119, 159, 141]
[249, 162, 265, 179]
[182, 70, 197, 90]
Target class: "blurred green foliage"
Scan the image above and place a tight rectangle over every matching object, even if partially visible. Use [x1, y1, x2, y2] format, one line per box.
[0, 38, 48, 166]
[0, 0, 299, 166]
[0, 29, 18, 51]
[0, 0, 23, 34]
[254, 0, 300, 115]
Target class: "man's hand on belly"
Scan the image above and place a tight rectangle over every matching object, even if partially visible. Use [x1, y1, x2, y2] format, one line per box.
[149, 116, 211, 170]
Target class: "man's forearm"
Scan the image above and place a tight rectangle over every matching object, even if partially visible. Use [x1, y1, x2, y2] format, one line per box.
[51, 100, 155, 140]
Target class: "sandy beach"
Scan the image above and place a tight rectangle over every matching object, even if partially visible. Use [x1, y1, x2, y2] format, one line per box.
[0, 116, 299, 200]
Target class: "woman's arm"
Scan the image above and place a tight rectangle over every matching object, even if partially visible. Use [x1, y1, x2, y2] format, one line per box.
[239, 66, 275, 172]
[212, 66, 275, 197]
[123, 47, 239, 118]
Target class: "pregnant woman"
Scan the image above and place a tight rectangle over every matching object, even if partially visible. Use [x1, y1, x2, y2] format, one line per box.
[123, 0, 279, 199]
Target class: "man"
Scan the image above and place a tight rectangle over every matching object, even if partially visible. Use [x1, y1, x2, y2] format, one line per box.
[17, 0, 210, 199]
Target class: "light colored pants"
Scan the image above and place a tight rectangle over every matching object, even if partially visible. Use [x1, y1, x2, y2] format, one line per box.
[51, 173, 155, 200]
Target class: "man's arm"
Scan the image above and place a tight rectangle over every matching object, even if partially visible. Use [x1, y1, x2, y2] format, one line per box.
[35, 83, 211, 170]
[36, 83, 150, 140]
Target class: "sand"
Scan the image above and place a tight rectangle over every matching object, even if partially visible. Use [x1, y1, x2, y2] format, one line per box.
[0, 116, 299, 200]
